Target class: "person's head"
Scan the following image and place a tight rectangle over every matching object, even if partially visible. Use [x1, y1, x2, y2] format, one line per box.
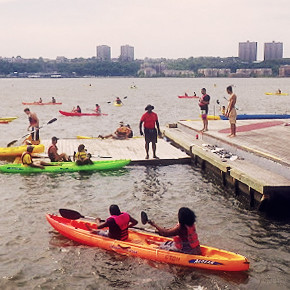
[77, 105, 80, 109]
[126, 124, 131, 128]
[145, 104, 154, 112]
[24, 108, 30, 115]
[96, 104, 99, 107]
[201, 88, 206, 95]
[109, 204, 121, 216]
[178, 207, 196, 226]
[226, 86, 233, 94]
[27, 145, 34, 153]
[51, 136, 59, 144]
[222, 105, 225, 109]
[119, 121, 124, 127]
[78, 144, 85, 152]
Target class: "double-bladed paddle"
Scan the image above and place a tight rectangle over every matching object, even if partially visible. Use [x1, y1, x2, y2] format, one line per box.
[59, 208, 154, 233]
[7, 118, 57, 147]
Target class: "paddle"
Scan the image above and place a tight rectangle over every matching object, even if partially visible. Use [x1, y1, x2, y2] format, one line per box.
[7, 118, 57, 147]
[141, 211, 152, 225]
[59, 209, 154, 233]
[107, 96, 127, 104]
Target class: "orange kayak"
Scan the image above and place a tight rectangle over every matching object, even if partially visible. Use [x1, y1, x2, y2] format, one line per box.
[46, 214, 250, 272]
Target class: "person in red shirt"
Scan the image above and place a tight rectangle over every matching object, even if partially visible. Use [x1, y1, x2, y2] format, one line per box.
[139, 104, 161, 159]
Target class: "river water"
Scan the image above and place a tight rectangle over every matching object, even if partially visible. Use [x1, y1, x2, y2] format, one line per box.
[0, 78, 289, 289]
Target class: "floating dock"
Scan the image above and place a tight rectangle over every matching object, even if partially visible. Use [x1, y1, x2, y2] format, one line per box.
[162, 119, 290, 214]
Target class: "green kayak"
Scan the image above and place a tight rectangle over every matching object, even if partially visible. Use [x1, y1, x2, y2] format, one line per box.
[0, 160, 130, 174]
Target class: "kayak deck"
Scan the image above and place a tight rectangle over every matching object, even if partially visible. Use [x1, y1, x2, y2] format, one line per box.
[0, 159, 130, 173]
[46, 214, 249, 272]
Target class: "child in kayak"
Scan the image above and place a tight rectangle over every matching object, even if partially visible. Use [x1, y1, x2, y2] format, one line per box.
[90, 205, 138, 241]
[74, 144, 93, 165]
[148, 207, 202, 255]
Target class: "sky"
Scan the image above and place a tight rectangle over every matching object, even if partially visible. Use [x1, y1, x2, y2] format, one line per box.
[0, 0, 289, 60]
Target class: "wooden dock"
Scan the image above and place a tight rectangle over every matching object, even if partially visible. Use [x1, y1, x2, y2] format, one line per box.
[40, 137, 190, 166]
[162, 119, 290, 214]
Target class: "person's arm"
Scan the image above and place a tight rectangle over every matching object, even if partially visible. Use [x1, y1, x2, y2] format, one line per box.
[226, 95, 236, 116]
[156, 120, 161, 136]
[149, 220, 180, 237]
[95, 218, 109, 229]
[139, 120, 144, 135]
[128, 216, 138, 228]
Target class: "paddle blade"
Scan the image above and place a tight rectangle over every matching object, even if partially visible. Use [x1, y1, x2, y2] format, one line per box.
[141, 211, 148, 225]
[7, 140, 18, 147]
[47, 118, 57, 124]
[59, 208, 84, 220]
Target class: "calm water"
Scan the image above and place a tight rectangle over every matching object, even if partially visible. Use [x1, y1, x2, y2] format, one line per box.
[0, 78, 289, 289]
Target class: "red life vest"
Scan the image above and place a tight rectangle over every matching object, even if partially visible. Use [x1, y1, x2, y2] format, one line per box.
[110, 212, 130, 241]
[48, 144, 57, 160]
[174, 224, 200, 250]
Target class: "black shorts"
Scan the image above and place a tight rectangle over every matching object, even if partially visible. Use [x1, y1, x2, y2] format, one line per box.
[144, 128, 157, 144]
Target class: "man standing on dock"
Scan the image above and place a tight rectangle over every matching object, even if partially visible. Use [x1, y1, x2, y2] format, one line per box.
[139, 104, 161, 159]
[225, 85, 237, 137]
[199, 88, 210, 132]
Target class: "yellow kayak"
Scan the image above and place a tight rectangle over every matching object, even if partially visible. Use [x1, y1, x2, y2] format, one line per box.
[199, 115, 221, 120]
[265, 92, 289, 96]
[114, 102, 123, 107]
[0, 144, 44, 160]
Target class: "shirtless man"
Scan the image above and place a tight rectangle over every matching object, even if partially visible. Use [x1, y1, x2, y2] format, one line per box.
[225, 86, 237, 137]
[24, 108, 40, 142]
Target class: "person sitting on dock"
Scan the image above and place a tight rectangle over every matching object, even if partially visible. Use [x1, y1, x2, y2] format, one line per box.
[99, 122, 132, 140]
[48, 136, 71, 162]
[90, 204, 138, 241]
[74, 144, 93, 165]
[21, 145, 55, 169]
[72, 105, 81, 113]
[148, 207, 202, 255]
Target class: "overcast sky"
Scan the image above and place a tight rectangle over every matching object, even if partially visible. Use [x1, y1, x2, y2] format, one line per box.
[0, 0, 289, 60]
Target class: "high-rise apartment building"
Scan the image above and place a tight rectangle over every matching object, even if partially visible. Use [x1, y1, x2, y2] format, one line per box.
[96, 45, 111, 61]
[120, 45, 134, 61]
[238, 41, 257, 62]
[264, 41, 283, 61]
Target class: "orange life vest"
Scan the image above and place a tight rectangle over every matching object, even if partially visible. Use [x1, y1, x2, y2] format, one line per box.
[174, 224, 200, 250]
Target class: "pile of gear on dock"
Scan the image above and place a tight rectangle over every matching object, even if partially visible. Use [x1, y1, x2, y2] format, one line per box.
[201, 144, 243, 162]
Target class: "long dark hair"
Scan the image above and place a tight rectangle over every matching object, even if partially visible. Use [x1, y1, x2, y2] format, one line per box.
[178, 207, 196, 226]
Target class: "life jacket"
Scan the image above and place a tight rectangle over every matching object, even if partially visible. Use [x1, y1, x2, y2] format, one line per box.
[21, 151, 32, 166]
[110, 212, 130, 241]
[116, 126, 128, 136]
[75, 150, 87, 160]
[199, 94, 208, 107]
[174, 224, 200, 250]
[48, 144, 57, 161]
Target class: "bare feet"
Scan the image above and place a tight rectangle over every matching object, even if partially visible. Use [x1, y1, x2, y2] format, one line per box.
[227, 134, 236, 138]
[145, 155, 149, 159]
[153, 156, 159, 159]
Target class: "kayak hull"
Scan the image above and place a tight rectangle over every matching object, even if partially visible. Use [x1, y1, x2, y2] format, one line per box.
[59, 110, 107, 116]
[114, 102, 123, 106]
[178, 95, 199, 99]
[0, 159, 130, 173]
[220, 114, 290, 120]
[46, 214, 250, 272]
[22, 102, 62, 105]
[265, 92, 288, 96]
[0, 117, 18, 122]
[0, 144, 44, 158]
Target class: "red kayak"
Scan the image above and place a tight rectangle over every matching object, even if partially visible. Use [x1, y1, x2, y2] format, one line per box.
[59, 110, 107, 116]
[22, 102, 62, 105]
[178, 95, 199, 99]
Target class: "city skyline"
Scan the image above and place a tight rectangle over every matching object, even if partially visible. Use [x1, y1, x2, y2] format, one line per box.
[0, 0, 289, 60]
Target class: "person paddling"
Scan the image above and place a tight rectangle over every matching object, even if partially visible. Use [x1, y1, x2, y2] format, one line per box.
[89, 204, 138, 241]
[147, 207, 202, 255]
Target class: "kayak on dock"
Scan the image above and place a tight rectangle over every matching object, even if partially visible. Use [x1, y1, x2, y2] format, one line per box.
[0, 144, 44, 160]
[46, 214, 250, 272]
[22, 102, 63, 105]
[219, 114, 290, 120]
[0, 159, 130, 174]
[59, 110, 108, 116]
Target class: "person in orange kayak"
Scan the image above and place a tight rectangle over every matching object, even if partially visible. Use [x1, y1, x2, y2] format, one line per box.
[22, 145, 54, 169]
[48, 136, 71, 162]
[24, 108, 40, 143]
[92, 205, 138, 241]
[148, 207, 202, 255]
[74, 144, 93, 165]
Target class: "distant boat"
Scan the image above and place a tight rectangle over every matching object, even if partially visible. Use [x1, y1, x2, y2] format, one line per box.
[59, 110, 108, 116]
[22, 102, 62, 105]
[178, 95, 199, 99]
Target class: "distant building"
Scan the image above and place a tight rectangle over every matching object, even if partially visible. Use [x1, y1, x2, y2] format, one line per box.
[279, 65, 290, 77]
[96, 45, 111, 61]
[238, 41, 257, 62]
[264, 41, 283, 61]
[120, 45, 134, 61]
[198, 68, 231, 77]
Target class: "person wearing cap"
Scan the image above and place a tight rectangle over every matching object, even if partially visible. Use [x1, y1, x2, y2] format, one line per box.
[48, 137, 71, 162]
[74, 144, 93, 165]
[21, 145, 55, 169]
[139, 104, 161, 159]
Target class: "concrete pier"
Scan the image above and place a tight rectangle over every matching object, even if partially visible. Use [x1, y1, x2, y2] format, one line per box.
[162, 118, 290, 214]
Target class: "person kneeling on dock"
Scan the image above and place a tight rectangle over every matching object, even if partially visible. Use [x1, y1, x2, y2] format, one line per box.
[48, 136, 71, 162]
[148, 207, 202, 255]
[90, 205, 138, 241]
[22, 145, 56, 169]
[74, 144, 93, 165]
